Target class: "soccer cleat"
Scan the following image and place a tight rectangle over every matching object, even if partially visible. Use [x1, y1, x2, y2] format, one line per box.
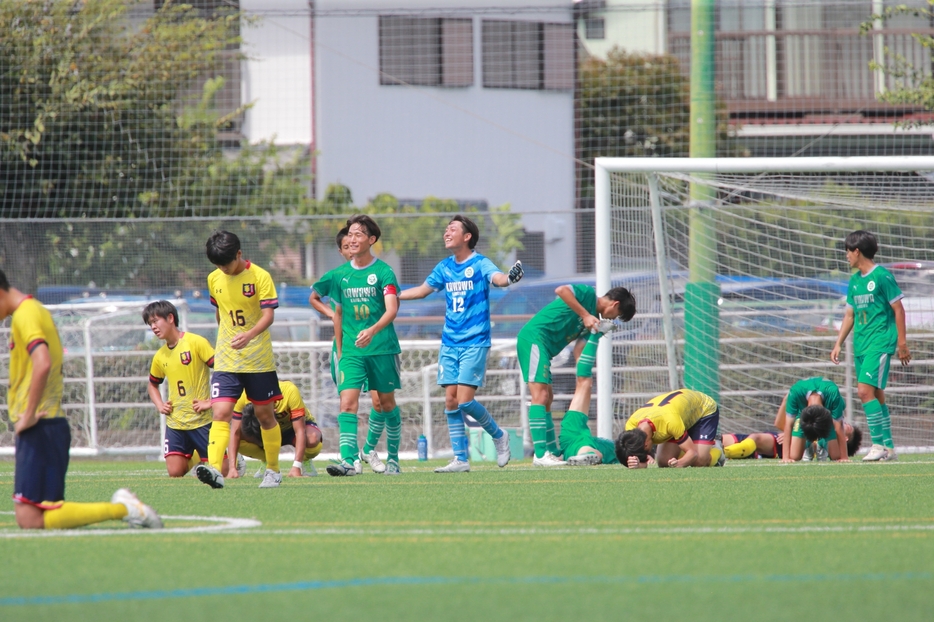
[567, 452, 601, 466]
[253, 463, 266, 478]
[434, 458, 470, 473]
[532, 451, 567, 467]
[326, 460, 357, 477]
[801, 445, 814, 462]
[196, 464, 225, 489]
[361, 449, 387, 474]
[384, 459, 402, 475]
[592, 319, 618, 335]
[815, 445, 829, 462]
[882, 448, 898, 462]
[714, 439, 727, 467]
[112, 488, 163, 529]
[493, 432, 511, 468]
[862, 444, 887, 462]
[303, 460, 318, 477]
[236, 453, 247, 478]
[258, 469, 282, 488]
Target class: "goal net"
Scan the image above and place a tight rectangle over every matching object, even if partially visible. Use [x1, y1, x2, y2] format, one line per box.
[595, 157, 934, 450]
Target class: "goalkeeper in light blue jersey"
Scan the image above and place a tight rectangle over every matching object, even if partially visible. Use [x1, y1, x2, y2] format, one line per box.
[400, 215, 523, 473]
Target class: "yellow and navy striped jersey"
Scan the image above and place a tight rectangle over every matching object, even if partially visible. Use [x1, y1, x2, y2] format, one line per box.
[149, 332, 215, 430]
[625, 389, 718, 445]
[232, 380, 315, 433]
[7, 297, 64, 423]
[208, 261, 278, 373]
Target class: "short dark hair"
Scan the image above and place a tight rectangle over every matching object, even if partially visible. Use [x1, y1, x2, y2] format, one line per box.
[142, 300, 179, 328]
[240, 404, 263, 446]
[615, 429, 649, 465]
[0, 269, 9, 291]
[606, 287, 636, 322]
[844, 230, 878, 260]
[800, 405, 833, 442]
[206, 230, 241, 265]
[336, 226, 349, 249]
[847, 425, 863, 457]
[450, 215, 480, 250]
[346, 214, 381, 242]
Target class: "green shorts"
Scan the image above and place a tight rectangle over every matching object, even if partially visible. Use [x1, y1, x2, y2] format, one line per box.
[791, 416, 838, 441]
[855, 351, 892, 390]
[331, 342, 368, 392]
[558, 411, 617, 464]
[516, 335, 552, 384]
[338, 353, 400, 394]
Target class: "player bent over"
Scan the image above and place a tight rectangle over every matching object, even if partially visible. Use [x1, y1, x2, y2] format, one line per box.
[327, 214, 404, 477]
[310, 227, 386, 473]
[399, 215, 523, 473]
[227, 380, 322, 478]
[517, 283, 635, 466]
[198, 230, 284, 489]
[616, 390, 725, 468]
[144, 300, 224, 477]
[777, 377, 851, 463]
[831, 230, 910, 462]
[1, 270, 160, 529]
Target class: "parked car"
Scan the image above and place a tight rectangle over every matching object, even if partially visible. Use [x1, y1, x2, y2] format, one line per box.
[708, 276, 848, 333]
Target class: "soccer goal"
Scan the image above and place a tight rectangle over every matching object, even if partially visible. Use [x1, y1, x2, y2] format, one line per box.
[594, 156, 934, 451]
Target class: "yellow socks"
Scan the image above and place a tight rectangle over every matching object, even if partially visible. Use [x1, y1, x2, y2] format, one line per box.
[724, 437, 757, 460]
[260, 425, 282, 473]
[187, 450, 202, 471]
[207, 420, 231, 470]
[238, 441, 266, 462]
[708, 446, 724, 466]
[43, 502, 126, 530]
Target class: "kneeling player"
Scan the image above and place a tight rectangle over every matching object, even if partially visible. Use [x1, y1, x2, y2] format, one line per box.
[615, 389, 725, 468]
[227, 380, 322, 478]
[723, 426, 862, 461]
[777, 377, 852, 463]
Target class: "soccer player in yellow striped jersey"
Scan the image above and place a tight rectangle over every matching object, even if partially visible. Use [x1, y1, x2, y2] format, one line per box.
[616, 389, 723, 468]
[0, 270, 161, 530]
[227, 380, 323, 478]
[144, 300, 215, 477]
[197, 230, 284, 490]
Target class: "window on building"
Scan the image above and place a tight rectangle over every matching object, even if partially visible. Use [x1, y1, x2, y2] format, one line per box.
[482, 20, 575, 90]
[379, 16, 474, 87]
[584, 17, 605, 40]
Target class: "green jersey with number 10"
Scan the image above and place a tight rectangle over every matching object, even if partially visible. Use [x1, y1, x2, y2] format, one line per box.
[846, 265, 903, 354]
[334, 258, 401, 357]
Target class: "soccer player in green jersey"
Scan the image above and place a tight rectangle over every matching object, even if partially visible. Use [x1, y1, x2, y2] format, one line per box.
[326, 214, 404, 476]
[774, 377, 851, 463]
[831, 230, 910, 462]
[310, 227, 386, 473]
[516, 283, 635, 466]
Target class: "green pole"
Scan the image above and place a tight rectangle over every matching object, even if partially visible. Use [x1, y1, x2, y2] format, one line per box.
[684, 0, 720, 401]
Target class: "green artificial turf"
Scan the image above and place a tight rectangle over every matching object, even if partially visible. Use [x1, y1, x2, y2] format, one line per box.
[2, 457, 933, 621]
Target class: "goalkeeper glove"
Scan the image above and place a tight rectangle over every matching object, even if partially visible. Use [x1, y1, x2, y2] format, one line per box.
[507, 260, 523, 285]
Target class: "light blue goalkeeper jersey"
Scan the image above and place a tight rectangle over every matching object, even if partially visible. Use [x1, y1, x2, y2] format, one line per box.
[426, 252, 502, 347]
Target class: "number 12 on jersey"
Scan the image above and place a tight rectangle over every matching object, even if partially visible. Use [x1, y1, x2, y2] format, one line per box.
[451, 297, 465, 313]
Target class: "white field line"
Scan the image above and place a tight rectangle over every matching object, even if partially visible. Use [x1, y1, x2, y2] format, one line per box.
[0, 513, 260, 538]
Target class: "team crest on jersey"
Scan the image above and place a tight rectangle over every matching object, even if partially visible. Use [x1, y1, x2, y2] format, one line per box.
[242, 283, 256, 297]
[867, 281, 876, 292]
[367, 274, 377, 285]
[465, 266, 474, 278]
[180, 351, 192, 366]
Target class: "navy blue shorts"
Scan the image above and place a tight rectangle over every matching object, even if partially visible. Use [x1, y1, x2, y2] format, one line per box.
[164, 424, 210, 460]
[687, 411, 719, 446]
[211, 370, 282, 405]
[13, 418, 70, 509]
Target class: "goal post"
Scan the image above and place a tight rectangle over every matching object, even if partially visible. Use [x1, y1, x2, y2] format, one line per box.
[595, 156, 934, 449]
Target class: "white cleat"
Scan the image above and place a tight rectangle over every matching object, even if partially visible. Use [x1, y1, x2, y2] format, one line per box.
[361, 449, 386, 474]
[112, 488, 163, 529]
[592, 319, 618, 335]
[567, 452, 601, 466]
[196, 464, 225, 489]
[384, 459, 402, 475]
[326, 460, 357, 477]
[303, 460, 318, 476]
[236, 453, 247, 478]
[533, 451, 567, 467]
[434, 459, 471, 473]
[493, 433, 511, 468]
[253, 463, 266, 478]
[881, 448, 898, 462]
[862, 444, 887, 462]
[258, 469, 282, 488]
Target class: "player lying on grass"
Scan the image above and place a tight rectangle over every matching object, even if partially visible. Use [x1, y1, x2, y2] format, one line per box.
[615, 389, 725, 469]
[198, 230, 284, 489]
[1, 269, 161, 530]
[328, 214, 404, 477]
[517, 283, 636, 466]
[722, 424, 861, 461]
[144, 300, 218, 477]
[399, 215, 523, 473]
[310, 226, 386, 473]
[227, 380, 322, 478]
[831, 230, 909, 462]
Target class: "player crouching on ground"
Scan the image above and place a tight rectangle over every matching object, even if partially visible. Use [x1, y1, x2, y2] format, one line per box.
[228, 380, 322, 478]
[615, 389, 725, 468]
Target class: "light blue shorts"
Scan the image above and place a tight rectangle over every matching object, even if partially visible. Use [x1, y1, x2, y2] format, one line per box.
[438, 345, 489, 388]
